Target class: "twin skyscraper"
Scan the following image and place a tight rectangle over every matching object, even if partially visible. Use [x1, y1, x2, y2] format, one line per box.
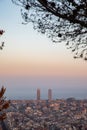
[37, 88, 52, 100]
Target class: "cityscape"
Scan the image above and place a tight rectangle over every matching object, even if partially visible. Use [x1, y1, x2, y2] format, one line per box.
[0, 1, 87, 130]
[0, 89, 87, 130]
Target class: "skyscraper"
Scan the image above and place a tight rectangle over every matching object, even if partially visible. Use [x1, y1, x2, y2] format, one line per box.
[37, 88, 40, 100]
[48, 89, 52, 100]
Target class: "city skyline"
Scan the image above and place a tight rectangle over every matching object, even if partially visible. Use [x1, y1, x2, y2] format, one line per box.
[36, 88, 52, 100]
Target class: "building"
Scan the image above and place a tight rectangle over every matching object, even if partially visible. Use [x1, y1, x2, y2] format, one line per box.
[48, 89, 52, 101]
[37, 88, 40, 100]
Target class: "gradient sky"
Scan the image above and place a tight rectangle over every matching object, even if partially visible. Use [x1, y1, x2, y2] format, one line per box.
[0, 1, 87, 99]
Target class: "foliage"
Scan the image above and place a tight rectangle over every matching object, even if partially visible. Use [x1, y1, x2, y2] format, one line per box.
[12, 0, 87, 60]
[0, 30, 5, 50]
[0, 86, 10, 121]
[0, 30, 9, 121]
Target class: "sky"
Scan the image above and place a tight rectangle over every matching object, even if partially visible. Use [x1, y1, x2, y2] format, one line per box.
[0, 0, 87, 99]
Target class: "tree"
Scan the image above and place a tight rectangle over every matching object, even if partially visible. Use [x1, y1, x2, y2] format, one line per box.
[12, 0, 87, 60]
[0, 27, 9, 123]
[0, 86, 10, 121]
[0, 15, 9, 125]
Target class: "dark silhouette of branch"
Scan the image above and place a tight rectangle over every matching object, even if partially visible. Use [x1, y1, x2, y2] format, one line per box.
[12, 0, 87, 60]
[0, 86, 10, 121]
[0, 30, 5, 50]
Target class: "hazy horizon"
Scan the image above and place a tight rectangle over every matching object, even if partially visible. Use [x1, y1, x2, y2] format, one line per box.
[1, 75, 86, 100]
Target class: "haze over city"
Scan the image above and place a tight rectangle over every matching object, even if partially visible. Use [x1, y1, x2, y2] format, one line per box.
[0, 1, 87, 99]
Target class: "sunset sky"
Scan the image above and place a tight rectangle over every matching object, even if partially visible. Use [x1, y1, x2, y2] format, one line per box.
[0, 1, 87, 99]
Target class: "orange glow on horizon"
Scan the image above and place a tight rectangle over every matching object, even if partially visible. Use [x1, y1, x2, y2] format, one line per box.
[0, 55, 87, 78]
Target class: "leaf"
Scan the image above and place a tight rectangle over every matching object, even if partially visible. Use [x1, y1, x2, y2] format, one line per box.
[72, 49, 75, 52]
[2, 101, 9, 109]
[25, 4, 30, 10]
[0, 113, 6, 120]
[73, 56, 77, 59]
[84, 57, 87, 60]
[80, 53, 83, 58]
[0, 87, 6, 98]
[0, 30, 4, 35]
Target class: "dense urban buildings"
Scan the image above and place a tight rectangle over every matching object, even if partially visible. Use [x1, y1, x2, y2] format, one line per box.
[3, 98, 87, 130]
[1, 89, 87, 130]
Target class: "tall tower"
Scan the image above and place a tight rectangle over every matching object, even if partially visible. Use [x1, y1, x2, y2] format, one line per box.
[48, 89, 52, 101]
[37, 88, 40, 100]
